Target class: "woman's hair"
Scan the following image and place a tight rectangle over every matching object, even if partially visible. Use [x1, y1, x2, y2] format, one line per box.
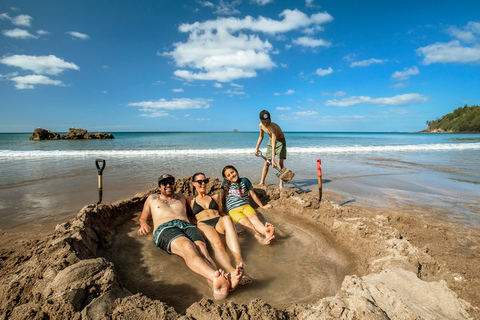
[192, 172, 205, 181]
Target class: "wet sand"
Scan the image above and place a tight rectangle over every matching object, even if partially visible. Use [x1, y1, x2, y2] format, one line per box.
[0, 177, 479, 319]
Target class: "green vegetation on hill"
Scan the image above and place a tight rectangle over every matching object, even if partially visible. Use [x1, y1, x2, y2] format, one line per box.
[424, 105, 480, 133]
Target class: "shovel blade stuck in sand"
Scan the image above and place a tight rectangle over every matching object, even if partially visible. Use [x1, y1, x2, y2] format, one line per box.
[256, 151, 295, 182]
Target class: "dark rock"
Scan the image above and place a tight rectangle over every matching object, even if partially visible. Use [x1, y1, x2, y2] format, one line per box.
[29, 128, 61, 140]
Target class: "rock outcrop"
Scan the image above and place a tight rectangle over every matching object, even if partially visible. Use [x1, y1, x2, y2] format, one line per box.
[29, 128, 61, 140]
[29, 128, 114, 140]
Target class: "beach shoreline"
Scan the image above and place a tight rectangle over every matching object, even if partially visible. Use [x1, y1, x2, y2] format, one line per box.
[0, 180, 478, 319]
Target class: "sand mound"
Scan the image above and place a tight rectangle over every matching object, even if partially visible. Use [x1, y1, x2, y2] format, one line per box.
[0, 177, 477, 319]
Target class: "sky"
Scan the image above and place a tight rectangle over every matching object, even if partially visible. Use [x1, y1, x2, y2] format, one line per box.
[0, 0, 479, 133]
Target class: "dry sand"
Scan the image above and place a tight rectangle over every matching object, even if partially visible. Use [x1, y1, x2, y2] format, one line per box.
[0, 176, 479, 319]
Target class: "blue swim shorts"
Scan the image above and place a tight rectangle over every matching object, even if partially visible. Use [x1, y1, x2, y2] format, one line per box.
[153, 219, 204, 254]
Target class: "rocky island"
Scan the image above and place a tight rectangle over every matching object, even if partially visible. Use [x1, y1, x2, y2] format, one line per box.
[29, 128, 114, 140]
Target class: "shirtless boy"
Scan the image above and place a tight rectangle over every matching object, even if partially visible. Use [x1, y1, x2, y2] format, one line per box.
[254, 110, 287, 188]
[137, 173, 245, 299]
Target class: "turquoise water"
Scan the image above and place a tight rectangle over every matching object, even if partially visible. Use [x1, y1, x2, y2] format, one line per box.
[1, 132, 479, 228]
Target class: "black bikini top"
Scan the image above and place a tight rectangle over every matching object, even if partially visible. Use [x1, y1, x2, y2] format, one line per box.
[192, 197, 219, 215]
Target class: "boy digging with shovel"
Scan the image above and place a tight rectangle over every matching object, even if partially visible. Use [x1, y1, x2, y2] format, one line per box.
[254, 110, 288, 189]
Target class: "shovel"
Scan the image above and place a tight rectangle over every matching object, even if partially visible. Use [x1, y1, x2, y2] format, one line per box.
[95, 159, 106, 204]
[256, 151, 295, 182]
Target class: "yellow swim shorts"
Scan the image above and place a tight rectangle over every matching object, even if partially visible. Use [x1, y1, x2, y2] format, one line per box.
[228, 204, 257, 223]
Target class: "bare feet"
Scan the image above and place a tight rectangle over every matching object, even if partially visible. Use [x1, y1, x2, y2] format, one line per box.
[228, 262, 245, 291]
[265, 222, 275, 244]
[212, 270, 230, 300]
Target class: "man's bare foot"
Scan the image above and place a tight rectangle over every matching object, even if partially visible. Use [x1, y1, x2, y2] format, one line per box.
[265, 222, 275, 244]
[228, 262, 245, 291]
[212, 270, 230, 300]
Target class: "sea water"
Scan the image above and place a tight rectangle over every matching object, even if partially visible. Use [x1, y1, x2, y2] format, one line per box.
[1, 132, 479, 228]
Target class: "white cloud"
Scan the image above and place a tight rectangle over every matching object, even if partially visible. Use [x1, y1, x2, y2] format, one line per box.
[350, 58, 387, 67]
[251, 0, 273, 5]
[417, 21, 480, 65]
[325, 93, 428, 107]
[222, 89, 246, 96]
[447, 21, 480, 44]
[10, 74, 63, 89]
[212, 0, 241, 15]
[0, 13, 32, 27]
[36, 30, 49, 35]
[293, 36, 331, 48]
[0, 54, 79, 75]
[293, 110, 318, 116]
[12, 14, 32, 27]
[214, 82, 223, 88]
[316, 67, 333, 76]
[417, 40, 480, 65]
[66, 31, 90, 40]
[274, 89, 294, 95]
[391, 66, 419, 81]
[172, 88, 184, 92]
[128, 98, 212, 117]
[2, 28, 37, 39]
[166, 9, 333, 82]
[276, 107, 291, 110]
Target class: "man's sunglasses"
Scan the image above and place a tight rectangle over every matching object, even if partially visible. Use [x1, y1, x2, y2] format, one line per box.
[159, 179, 175, 186]
[194, 179, 209, 185]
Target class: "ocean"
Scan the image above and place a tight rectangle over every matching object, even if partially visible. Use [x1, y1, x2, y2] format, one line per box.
[1, 131, 479, 229]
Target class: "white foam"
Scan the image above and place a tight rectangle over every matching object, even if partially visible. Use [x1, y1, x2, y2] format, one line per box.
[1, 143, 480, 158]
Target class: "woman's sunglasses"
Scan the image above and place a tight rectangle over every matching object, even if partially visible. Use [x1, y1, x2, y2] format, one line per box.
[194, 179, 209, 185]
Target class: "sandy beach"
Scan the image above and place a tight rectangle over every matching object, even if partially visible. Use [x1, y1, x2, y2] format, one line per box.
[0, 176, 478, 319]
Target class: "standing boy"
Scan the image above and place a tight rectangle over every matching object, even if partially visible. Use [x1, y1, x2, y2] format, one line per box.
[254, 110, 287, 189]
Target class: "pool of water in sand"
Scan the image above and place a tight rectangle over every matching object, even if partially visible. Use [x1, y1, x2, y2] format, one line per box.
[99, 208, 354, 313]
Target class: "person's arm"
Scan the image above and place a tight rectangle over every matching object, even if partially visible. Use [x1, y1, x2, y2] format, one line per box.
[137, 195, 153, 235]
[213, 194, 225, 216]
[248, 189, 272, 209]
[255, 124, 265, 155]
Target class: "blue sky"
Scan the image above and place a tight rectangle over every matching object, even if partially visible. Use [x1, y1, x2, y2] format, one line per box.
[1, 0, 479, 133]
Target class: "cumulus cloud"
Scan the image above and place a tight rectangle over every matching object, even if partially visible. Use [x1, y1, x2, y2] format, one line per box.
[316, 67, 333, 76]
[2, 28, 37, 39]
[350, 58, 387, 67]
[0, 13, 32, 27]
[417, 21, 480, 64]
[325, 93, 428, 107]
[276, 106, 291, 110]
[293, 36, 331, 48]
[66, 31, 90, 40]
[0, 54, 79, 75]
[10, 74, 63, 89]
[392, 66, 419, 81]
[293, 110, 318, 116]
[251, 0, 273, 5]
[274, 89, 294, 95]
[172, 88, 184, 92]
[128, 98, 212, 117]
[165, 9, 333, 82]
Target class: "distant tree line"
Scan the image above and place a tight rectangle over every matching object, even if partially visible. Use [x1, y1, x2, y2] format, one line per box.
[424, 105, 480, 133]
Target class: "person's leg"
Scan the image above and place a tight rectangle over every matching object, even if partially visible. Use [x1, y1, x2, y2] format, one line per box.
[237, 217, 265, 244]
[278, 158, 284, 189]
[216, 216, 243, 265]
[198, 224, 233, 273]
[259, 160, 269, 185]
[169, 236, 230, 299]
[247, 214, 275, 245]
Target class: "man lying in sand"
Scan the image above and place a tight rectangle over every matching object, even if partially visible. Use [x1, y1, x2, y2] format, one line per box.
[137, 173, 245, 299]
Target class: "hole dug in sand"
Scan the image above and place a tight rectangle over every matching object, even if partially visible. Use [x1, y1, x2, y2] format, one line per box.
[99, 205, 354, 313]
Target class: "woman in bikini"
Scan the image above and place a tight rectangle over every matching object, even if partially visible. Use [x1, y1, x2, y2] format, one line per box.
[188, 172, 251, 285]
